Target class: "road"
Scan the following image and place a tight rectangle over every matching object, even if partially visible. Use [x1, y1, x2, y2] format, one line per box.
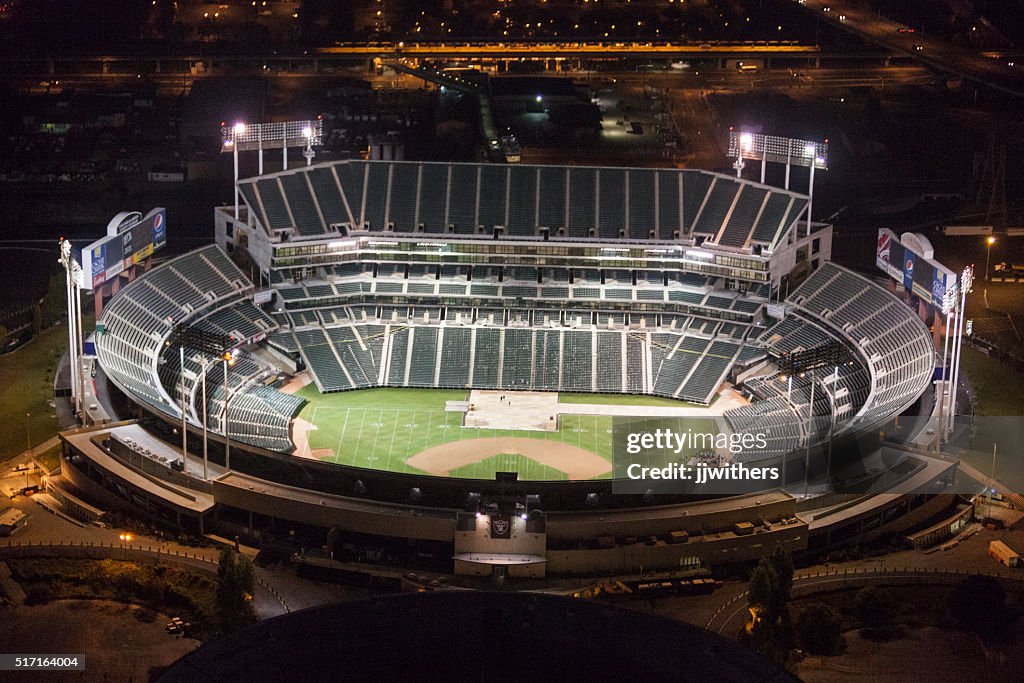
[798, 0, 1024, 96]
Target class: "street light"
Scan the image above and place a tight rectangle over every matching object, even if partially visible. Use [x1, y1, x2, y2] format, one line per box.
[985, 236, 995, 281]
[119, 532, 132, 560]
[25, 413, 30, 452]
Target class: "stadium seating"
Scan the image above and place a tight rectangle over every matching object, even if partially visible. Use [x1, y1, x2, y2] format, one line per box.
[692, 177, 740, 237]
[447, 164, 479, 233]
[239, 160, 807, 253]
[478, 165, 508, 228]
[598, 169, 626, 239]
[717, 186, 767, 248]
[750, 193, 793, 244]
[362, 162, 390, 230]
[567, 168, 597, 238]
[472, 328, 501, 387]
[438, 328, 472, 387]
[657, 171, 683, 239]
[508, 166, 538, 236]
[537, 166, 567, 232]
[680, 341, 739, 404]
[388, 162, 420, 231]
[280, 172, 324, 236]
[418, 163, 449, 233]
[256, 179, 292, 231]
[407, 327, 439, 387]
[681, 172, 712, 233]
[96, 244, 308, 452]
[308, 166, 350, 227]
[781, 262, 934, 433]
[627, 169, 657, 239]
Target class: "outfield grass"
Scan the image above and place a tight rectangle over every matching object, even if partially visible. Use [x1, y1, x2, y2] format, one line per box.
[0, 320, 87, 463]
[295, 386, 718, 480]
[296, 385, 614, 477]
[448, 453, 569, 481]
[557, 393, 701, 408]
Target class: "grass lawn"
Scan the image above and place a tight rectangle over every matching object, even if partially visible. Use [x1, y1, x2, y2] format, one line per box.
[958, 347, 1024, 490]
[959, 347, 1024, 417]
[448, 453, 569, 481]
[295, 386, 719, 480]
[0, 319, 88, 463]
[298, 386, 614, 478]
[557, 392, 703, 408]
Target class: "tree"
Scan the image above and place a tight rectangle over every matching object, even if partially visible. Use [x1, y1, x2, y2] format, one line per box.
[216, 548, 256, 632]
[853, 585, 897, 639]
[746, 552, 794, 668]
[748, 561, 777, 616]
[796, 604, 845, 656]
[768, 545, 794, 617]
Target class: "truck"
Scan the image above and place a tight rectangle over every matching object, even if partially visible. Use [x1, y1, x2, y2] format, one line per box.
[988, 540, 1021, 568]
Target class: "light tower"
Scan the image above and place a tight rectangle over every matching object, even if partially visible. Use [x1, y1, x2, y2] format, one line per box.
[302, 126, 316, 167]
[936, 280, 958, 447]
[734, 132, 752, 178]
[58, 238, 85, 421]
[947, 266, 974, 440]
[231, 122, 246, 220]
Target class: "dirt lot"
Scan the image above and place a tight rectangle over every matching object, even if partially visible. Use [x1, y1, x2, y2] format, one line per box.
[796, 624, 1023, 682]
[0, 598, 199, 681]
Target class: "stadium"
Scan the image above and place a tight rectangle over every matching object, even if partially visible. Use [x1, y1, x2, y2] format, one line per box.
[59, 159, 962, 579]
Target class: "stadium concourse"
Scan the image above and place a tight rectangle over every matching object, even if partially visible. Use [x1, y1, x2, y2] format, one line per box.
[57, 158, 958, 578]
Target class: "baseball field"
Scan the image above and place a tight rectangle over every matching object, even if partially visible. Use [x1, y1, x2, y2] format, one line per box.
[292, 385, 718, 481]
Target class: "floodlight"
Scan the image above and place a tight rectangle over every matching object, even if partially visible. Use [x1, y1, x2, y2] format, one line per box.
[302, 126, 313, 139]
[804, 144, 815, 156]
[740, 132, 753, 150]
[233, 122, 246, 135]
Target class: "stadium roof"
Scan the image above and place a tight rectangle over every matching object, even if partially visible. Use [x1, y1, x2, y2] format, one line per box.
[237, 160, 808, 251]
[157, 592, 796, 682]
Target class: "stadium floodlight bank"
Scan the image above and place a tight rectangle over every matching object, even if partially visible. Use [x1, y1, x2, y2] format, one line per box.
[729, 129, 828, 233]
[221, 119, 324, 154]
[222, 119, 324, 219]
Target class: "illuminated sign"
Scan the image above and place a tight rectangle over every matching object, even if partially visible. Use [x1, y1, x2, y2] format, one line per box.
[81, 208, 167, 290]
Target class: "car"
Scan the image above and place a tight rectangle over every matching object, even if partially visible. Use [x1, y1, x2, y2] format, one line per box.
[838, 14, 846, 21]
[897, 26, 916, 33]
[822, 6, 831, 11]
[913, 44, 923, 51]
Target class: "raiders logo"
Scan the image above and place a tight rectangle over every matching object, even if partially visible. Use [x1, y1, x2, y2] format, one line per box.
[492, 519, 509, 536]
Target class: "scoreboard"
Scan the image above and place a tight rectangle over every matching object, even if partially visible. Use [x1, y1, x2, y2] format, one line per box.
[82, 208, 167, 290]
[876, 228, 956, 310]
